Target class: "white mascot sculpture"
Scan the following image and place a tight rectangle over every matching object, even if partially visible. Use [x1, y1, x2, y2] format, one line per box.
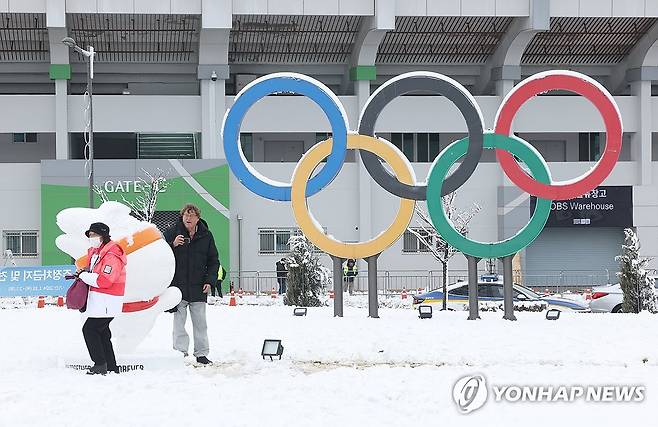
[55, 201, 181, 352]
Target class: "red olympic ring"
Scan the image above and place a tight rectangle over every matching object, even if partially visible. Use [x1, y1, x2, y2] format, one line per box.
[494, 72, 622, 200]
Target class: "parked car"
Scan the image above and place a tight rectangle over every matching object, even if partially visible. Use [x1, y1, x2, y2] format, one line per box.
[589, 281, 658, 313]
[412, 275, 589, 312]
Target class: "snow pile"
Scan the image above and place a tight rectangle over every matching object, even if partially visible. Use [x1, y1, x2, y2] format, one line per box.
[0, 296, 27, 309]
[1, 306, 657, 426]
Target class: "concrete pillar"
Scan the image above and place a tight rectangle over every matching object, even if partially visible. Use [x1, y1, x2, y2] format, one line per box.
[494, 79, 515, 96]
[47, 0, 69, 159]
[200, 75, 227, 159]
[199, 0, 231, 160]
[355, 79, 374, 251]
[630, 79, 652, 186]
[54, 79, 69, 159]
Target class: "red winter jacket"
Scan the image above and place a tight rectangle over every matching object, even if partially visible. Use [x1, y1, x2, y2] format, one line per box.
[82, 241, 127, 317]
[87, 241, 127, 296]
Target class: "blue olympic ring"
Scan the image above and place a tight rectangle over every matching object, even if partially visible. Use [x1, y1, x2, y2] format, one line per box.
[222, 74, 348, 201]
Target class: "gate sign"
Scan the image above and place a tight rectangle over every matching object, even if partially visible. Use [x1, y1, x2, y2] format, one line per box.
[0, 265, 75, 297]
[530, 186, 633, 228]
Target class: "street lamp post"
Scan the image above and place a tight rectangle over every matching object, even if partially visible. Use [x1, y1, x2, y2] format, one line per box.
[62, 37, 96, 208]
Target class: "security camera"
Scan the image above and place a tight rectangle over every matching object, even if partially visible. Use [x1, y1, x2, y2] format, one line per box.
[211, 71, 218, 81]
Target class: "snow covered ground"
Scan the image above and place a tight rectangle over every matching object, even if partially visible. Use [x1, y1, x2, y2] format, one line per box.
[1, 302, 657, 427]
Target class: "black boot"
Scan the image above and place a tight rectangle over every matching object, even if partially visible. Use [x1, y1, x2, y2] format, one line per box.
[196, 356, 212, 365]
[86, 363, 107, 375]
[107, 365, 120, 374]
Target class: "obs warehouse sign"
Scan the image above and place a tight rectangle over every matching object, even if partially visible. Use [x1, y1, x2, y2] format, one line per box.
[531, 186, 632, 227]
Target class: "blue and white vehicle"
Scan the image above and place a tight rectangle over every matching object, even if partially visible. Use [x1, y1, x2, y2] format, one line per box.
[412, 275, 590, 312]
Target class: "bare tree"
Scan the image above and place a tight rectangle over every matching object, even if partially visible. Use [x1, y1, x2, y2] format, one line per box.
[407, 193, 480, 310]
[93, 168, 168, 222]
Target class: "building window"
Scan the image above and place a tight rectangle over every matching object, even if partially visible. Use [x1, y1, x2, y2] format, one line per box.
[579, 133, 601, 161]
[3, 230, 38, 257]
[402, 229, 433, 253]
[259, 228, 324, 255]
[315, 133, 332, 162]
[259, 228, 297, 255]
[315, 132, 331, 143]
[416, 133, 440, 162]
[241, 133, 253, 162]
[13, 133, 37, 144]
[391, 133, 440, 162]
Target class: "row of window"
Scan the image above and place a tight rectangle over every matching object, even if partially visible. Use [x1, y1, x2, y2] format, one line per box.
[4, 131, 608, 163]
[12, 133, 38, 144]
[241, 132, 605, 163]
[257, 227, 437, 255]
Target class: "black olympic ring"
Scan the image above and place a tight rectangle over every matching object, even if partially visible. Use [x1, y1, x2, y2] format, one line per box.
[357, 73, 485, 200]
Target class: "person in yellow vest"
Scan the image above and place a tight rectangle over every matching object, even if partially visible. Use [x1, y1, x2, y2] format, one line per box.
[343, 258, 358, 295]
[211, 264, 226, 298]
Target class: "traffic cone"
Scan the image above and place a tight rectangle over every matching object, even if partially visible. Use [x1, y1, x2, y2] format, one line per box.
[56, 296, 65, 307]
[238, 288, 244, 299]
[401, 288, 407, 299]
[229, 291, 237, 307]
[271, 287, 277, 299]
[329, 289, 335, 299]
[37, 296, 45, 309]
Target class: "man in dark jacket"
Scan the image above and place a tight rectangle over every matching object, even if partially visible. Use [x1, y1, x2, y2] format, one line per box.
[164, 204, 219, 365]
[276, 258, 287, 295]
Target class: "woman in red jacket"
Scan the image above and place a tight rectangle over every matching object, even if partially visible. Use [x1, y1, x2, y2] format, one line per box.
[77, 222, 127, 375]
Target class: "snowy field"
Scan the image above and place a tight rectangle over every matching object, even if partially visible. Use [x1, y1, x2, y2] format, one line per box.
[1, 301, 657, 427]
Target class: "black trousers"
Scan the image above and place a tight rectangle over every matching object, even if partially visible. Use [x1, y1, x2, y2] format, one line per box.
[82, 317, 117, 368]
[211, 280, 223, 297]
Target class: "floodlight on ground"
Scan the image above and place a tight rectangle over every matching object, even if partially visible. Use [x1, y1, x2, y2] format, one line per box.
[418, 305, 433, 319]
[546, 309, 561, 320]
[261, 339, 284, 360]
[293, 307, 307, 316]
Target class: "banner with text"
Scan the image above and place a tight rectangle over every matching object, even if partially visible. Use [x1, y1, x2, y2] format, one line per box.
[0, 265, 75, 297]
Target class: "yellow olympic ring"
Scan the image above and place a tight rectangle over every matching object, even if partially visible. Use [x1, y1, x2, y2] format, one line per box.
[291, 134, 416, 259]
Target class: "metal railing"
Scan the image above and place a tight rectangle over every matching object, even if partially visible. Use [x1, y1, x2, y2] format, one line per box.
[227, 269, 615, 296]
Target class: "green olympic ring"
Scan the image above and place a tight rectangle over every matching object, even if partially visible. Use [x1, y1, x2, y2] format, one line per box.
[427, 133, 552, 259]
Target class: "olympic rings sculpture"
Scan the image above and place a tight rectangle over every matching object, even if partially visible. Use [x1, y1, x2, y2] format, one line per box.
[222, 70, 622, 260]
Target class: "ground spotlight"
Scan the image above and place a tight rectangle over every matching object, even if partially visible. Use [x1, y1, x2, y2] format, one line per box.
[293, 307, 307, 316]
[261, 339, 284, 360]
[546, 309, 561, 320]
[418, 305, 432, 319]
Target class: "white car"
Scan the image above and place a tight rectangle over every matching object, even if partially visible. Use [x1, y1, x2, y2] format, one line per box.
[589, 284, 624, 313]
[589, 281, 658, 313]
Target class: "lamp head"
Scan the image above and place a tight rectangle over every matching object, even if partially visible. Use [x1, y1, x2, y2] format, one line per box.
[61, 37, 77, 48]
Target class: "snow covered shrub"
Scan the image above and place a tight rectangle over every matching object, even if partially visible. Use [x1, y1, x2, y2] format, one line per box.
[616, 228, 658, 313]
[284, 235, 331, 307]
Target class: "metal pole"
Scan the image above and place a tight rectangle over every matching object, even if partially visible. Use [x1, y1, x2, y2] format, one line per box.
[366, 254, 380, 318]
[467, 255, 480, 320]
[332, 256, 344, 317]
[502, 255, 517, 321]
[237, 215, 242, 290]
[87, 49, 94, 208]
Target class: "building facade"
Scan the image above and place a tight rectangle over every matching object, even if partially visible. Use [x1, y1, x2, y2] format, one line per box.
[2, 0, 658, 289]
